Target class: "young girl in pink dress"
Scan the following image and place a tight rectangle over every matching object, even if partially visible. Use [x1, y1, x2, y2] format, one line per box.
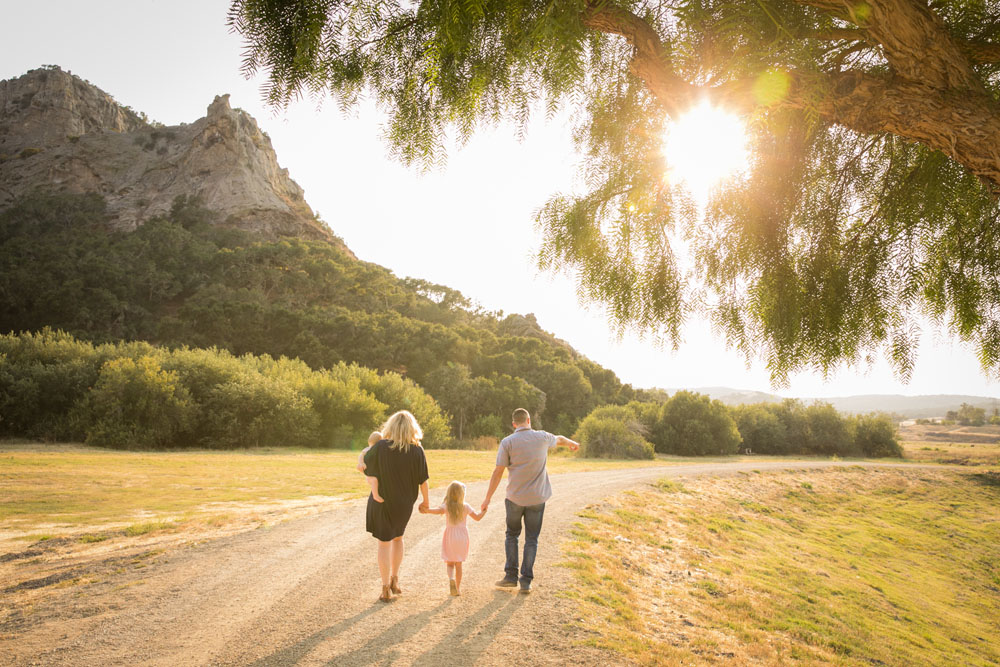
[424, 481, 486, 595]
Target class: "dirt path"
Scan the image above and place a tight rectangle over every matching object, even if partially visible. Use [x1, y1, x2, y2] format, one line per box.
[4, 460, 927, 666]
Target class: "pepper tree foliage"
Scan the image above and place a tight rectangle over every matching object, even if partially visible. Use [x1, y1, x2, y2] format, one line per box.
[229, 0, 1000, 382]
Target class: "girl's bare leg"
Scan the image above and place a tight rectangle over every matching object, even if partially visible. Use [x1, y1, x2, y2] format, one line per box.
[446, 563, 455, 580]
[390, 536, 404, 578]
[455, 562, 463, 591]
[377, 540, 391, 585]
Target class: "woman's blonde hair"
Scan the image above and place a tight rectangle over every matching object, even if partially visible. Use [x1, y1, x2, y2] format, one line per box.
[444, 481, 466, 522]
[381, 410, 423, 452]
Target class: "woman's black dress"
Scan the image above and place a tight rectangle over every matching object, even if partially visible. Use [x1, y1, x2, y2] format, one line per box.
[364, 439, 429, 541]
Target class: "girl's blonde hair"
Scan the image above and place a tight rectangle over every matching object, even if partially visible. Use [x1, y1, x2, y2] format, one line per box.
[381, 410, 423, 453]
[444, 481, 466, 522]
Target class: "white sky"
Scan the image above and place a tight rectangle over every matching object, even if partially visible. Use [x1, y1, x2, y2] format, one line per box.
[2, 0, 997, 399]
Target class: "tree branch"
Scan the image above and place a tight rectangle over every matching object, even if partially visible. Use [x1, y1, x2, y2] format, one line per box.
[580, 1, 695, 118]
[795, 0, 982, 90]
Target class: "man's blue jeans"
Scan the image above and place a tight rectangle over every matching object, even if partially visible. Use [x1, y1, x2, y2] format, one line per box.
[504, 499, 546, 584]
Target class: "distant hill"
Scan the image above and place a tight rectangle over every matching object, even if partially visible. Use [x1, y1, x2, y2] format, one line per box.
[669, 387, 1000, 419]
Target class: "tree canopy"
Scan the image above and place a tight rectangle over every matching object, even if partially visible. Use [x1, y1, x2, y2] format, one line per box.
[230, 0, 1000, 382]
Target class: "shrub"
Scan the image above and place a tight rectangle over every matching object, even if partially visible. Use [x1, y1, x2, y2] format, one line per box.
[201, 372, 318, 448]
[805, 402, 860, 456]
[0, 329, 108, 440]
[573, 407, 655, 459]
[301, 373, 386, 448]
[853, 413, 903, 457]
[732, 404, 788, 454]
[0, 330, 448, 450]
[84, 356, 195, 449]
[653, 391, 741, 456]
[468, 413, 504, 438]
[435, 435, 500, 451]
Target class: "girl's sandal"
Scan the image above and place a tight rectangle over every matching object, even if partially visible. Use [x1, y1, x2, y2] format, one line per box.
[449, 579, 459, 596]
[390, 576, 402, 595]
[379, 585, 392, 602]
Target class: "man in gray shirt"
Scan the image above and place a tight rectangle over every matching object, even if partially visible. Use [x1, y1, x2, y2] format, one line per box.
[481, 408, 579, 593]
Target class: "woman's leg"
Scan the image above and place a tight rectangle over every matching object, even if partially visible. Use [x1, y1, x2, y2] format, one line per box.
[377, 540, 392, 585]
[390, 536, 405, 578]
[455, 562, 463, 590]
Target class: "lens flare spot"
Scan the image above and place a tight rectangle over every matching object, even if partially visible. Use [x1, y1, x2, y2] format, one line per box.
[753, 69, 790, 106]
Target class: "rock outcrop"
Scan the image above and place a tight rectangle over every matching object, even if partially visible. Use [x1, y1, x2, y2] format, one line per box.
[0, 66, 337, 243]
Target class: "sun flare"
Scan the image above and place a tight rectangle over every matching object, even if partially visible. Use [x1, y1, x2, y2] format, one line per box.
[664, 101, 749, 207]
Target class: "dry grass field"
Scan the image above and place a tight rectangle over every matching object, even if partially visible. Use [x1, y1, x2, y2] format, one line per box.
[563, 467, 1000, 665]
[899, 424, 1000, 466]
[0, 443, 677, 544]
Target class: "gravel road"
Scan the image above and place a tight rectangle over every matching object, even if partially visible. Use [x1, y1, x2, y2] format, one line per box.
[6, 460, 925, 666]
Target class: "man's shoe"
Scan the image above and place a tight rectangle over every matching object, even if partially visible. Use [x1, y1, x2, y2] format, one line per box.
[519, 582, 532, 594]
[495, 577, 518, 588]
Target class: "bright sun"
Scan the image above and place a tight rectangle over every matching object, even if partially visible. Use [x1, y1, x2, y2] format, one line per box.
[664, 101, 749, 207]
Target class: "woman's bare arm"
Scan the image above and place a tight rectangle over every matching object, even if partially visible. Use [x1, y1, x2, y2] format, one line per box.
[366, 475, 383, 502]
[418, 481, 430, 512]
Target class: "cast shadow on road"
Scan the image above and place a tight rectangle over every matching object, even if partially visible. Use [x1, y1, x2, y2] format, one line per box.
[324, 598, 456, 666]
[248, 591, 525, 666]
[411, 591, 527, 667]
[248, 604, 384, 667]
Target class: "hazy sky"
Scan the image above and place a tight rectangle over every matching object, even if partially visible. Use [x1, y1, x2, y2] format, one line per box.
[3, 0, 996, 398]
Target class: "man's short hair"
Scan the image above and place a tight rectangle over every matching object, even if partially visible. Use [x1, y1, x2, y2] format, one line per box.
[512, 408, 530, 425]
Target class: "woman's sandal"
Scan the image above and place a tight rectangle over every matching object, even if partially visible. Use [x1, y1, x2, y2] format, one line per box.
[379, 585, 392, 602]
[390, 576, 402, 595]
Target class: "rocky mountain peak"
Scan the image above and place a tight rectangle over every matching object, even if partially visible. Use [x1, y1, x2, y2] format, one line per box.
[0, 67, 341, 245]
[0, 66, 147, 154]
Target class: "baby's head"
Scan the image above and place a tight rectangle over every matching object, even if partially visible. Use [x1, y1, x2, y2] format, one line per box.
[445, 481, 466, 521]
[368, 431, 383, 446]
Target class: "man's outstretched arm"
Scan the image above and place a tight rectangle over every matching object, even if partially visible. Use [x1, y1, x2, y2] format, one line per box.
[554, 435, 580, 452]
[481, 465, 506, 512]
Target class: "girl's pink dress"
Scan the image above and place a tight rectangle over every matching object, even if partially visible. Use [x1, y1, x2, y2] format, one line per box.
[441, 502, 473, 562]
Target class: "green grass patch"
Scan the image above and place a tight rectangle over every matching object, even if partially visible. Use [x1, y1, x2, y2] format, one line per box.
[565, 467, 1000, 665]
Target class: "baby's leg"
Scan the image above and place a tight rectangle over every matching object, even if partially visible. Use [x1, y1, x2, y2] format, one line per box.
[455, 562, 463, 590]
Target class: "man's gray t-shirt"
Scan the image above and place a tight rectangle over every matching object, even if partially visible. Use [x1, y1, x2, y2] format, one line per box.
[497, 426, 558, 507]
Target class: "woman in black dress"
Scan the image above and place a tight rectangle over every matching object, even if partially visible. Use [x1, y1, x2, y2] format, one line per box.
[363, 410, 430, 602]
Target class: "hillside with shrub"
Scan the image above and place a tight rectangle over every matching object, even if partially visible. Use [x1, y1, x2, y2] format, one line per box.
[0, 193, 645, 441]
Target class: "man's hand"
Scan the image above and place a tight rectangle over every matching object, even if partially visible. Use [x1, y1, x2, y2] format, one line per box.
[556, 435, 580, 452]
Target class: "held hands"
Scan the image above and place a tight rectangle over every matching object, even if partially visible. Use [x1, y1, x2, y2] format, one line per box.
[356, 462, 367, 473]
[372, 492, 385, 503]
[418, 501, 430, 514]
[480, 499, 490, 513]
